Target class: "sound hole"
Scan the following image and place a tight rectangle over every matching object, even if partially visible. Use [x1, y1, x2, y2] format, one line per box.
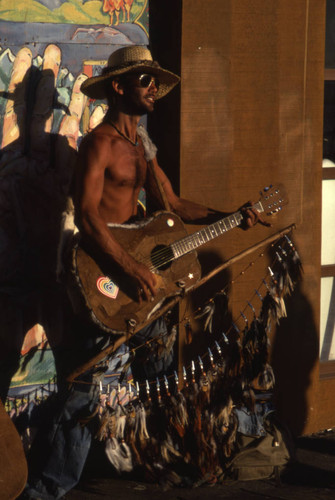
[150, 244, 174, 270]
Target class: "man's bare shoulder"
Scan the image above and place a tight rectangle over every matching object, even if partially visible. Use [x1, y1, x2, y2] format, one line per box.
[80, 123, 119, 152]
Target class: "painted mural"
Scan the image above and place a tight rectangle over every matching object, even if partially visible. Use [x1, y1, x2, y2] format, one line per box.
[0, 0, 148, 27]
[0, 0, 148, 416]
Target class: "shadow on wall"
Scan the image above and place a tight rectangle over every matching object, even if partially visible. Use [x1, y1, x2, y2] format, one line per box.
[181, 249, 233, 365]
[271, 280, 319, 437]
[0, 45, 88, 400]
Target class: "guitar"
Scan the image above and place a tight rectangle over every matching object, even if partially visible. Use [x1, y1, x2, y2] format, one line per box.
[69, 186, 285, 335]
[0, 400, 28, 499]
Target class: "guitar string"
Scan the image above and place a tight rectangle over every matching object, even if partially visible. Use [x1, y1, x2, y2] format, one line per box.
[139, 224, 235, 271]
[118, 196, 278, 273]
[127, 201, 271, 272]
[138, 224, 233, 271]
[138, 211, 247, 271]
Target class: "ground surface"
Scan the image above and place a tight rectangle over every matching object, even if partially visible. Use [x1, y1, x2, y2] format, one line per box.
[66, 429, 335, 499]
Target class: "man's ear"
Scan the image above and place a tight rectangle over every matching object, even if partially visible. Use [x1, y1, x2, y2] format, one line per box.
[111, 78, 124, 95]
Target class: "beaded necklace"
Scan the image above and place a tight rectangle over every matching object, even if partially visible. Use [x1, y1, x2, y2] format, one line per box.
[108, 121, 139, 147]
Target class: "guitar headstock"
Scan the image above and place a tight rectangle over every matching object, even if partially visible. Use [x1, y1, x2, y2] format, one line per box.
[259, 184, 287, 216]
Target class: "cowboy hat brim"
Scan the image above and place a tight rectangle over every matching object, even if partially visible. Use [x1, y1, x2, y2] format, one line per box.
[80, 61, 180, 100]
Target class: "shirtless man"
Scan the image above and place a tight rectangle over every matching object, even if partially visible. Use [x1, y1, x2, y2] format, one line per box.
[23, 46, 265, 500]
[75, 45, 263, 304]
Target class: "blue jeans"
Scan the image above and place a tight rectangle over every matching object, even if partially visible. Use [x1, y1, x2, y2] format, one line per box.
[235, 401, 275, 437]
[24, 317, 171, 499]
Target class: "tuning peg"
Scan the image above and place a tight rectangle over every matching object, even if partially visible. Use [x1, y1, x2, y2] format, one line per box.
[255, 289, 263, 301]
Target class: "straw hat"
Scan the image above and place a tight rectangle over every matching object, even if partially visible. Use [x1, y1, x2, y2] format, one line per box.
[80, 45, 180, 100]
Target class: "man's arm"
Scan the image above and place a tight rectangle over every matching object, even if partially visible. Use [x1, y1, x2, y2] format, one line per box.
[74, 135, 157, 300]
[147, 157, 268, 228]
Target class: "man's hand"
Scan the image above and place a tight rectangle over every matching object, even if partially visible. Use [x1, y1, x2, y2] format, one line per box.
[240, 202, 272, 230]
[123, 255, 157, 302]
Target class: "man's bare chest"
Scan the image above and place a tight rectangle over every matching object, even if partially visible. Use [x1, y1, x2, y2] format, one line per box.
[105, 151, 147, 189]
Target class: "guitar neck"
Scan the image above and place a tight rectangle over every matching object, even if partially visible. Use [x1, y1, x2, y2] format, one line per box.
[171, 201, 264, 259]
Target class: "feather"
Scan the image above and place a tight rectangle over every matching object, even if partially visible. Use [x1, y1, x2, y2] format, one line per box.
[241, 386, 256, 413]
[154, 325, 177, 362]
[253, 363, 275, 391]
[194, 301, 216, 333]
[105, 437, 133, 473]
[115, 404, 127, 441]
[95, 405, 116, 441]
[160, 433, 182, 464]
[168, 391, 188, 438]
[135, 402, 150, 441]
[125, 403, 142, 465]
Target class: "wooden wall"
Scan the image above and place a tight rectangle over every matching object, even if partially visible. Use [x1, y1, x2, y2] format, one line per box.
[152, 0, 328, 435]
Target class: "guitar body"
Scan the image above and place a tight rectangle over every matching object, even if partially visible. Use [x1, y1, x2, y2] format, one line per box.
[69, 212, 201, 334]
[68, 186, 285, 335]
[0, 400, 28, 499]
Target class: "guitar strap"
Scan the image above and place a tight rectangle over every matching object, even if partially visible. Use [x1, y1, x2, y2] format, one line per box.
[147, 160, 171, 211]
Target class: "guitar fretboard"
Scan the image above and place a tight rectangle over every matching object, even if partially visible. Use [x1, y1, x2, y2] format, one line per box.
[171, 202, 263, 259]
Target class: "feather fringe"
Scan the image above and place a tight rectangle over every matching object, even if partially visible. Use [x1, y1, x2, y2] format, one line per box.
[95, 234, 301, 484]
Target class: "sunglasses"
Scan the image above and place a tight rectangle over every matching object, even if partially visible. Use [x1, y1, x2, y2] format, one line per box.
[136, 73, 160, 90]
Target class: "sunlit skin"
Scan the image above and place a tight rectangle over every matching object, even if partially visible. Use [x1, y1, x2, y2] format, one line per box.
[74, 73, 269, 301]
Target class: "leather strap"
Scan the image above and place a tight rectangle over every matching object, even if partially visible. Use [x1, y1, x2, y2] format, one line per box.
[147, 160, 171, 211]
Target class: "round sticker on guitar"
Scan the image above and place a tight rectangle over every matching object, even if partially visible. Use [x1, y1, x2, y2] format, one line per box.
[96, 276, 119, 299]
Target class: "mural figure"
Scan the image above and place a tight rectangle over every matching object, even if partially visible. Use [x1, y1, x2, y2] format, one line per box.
[102, 0, 135, 26]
